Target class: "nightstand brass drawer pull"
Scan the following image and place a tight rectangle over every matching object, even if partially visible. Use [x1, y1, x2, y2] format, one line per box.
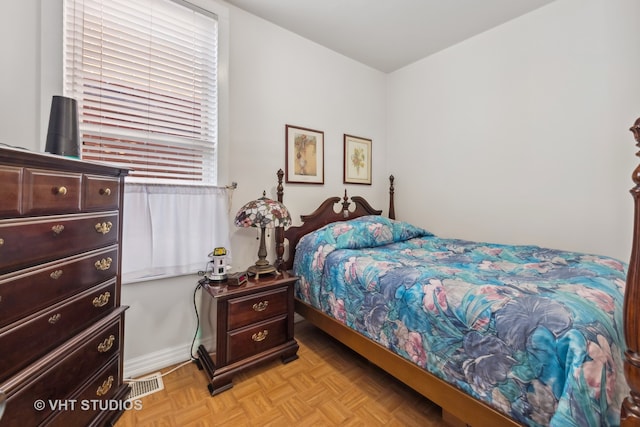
[0, 238, 4, 246]
[97, 335, 115, 353]
[50, 270, 63, 280]
[48, 313, 61, 324]
[251, 330, 268, 342]
[93, 292, 111, 307]
[252, 301, 268, 312]
[95, 221, 113, 235]
[95, 257, 112, 271]
[55, 186, 68, 196]
[96, 375, 114, 396]
[51, 225, 65, 235]
[100, 188, 112, 196]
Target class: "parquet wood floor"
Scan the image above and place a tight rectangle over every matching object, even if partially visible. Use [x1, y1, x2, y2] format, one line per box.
[115, 320, 450, 427]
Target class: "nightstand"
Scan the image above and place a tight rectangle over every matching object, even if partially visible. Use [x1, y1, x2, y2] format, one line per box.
[196, 272, 299, 395]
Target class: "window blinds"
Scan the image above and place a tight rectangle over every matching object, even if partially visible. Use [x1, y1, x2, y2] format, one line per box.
[63, 0, 218, 184]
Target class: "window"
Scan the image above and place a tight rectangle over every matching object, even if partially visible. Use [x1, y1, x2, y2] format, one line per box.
[63, 0, 218, 184]
[63, 0, 228, 283]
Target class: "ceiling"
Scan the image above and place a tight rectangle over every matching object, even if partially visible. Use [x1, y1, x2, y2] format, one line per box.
[225, 0, 556, 73]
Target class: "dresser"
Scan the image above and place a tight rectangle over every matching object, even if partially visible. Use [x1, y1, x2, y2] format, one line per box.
[196, 272, 299, 395]
[0, 146, 128, 426]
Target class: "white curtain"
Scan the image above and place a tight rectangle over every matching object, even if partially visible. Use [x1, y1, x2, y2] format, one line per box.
[121, 183, 231, 284]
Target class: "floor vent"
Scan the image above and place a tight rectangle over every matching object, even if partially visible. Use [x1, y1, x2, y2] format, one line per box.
[127, 372, 164, 400]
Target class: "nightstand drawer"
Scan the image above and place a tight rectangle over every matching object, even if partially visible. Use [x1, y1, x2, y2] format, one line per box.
[0, 280, 117, 383]
[227, 287, 288, 330]
[227, 315, 288, 363]
[0, 247, 118, 328]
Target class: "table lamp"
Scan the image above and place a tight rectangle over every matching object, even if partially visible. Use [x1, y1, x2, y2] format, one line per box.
[235, 191, 291, 278]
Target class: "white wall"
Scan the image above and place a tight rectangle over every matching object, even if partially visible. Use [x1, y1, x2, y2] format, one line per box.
[0, 1, 40, 150]
[387, 0, 640, 262]
[226, 6, 388, 270]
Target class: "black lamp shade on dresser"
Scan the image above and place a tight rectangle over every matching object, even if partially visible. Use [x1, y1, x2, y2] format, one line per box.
[45, 95, 80, 158]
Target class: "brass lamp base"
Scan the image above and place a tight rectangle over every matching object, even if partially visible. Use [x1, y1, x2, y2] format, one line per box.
[247, 263, 279, 280]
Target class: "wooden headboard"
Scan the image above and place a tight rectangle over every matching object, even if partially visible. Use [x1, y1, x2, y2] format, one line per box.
[274, 168, 395, 272]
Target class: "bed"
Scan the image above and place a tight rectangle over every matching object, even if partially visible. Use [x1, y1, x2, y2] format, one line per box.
[272, 118, 640, 427]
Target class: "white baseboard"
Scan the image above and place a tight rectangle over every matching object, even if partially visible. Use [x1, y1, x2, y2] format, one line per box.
[123, 337, 214, 379]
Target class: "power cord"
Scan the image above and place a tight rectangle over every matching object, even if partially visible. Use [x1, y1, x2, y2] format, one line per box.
[190, 276, 207, 360]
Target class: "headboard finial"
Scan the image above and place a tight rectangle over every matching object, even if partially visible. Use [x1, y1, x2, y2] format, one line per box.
[631, 119, 640, 186]
[342, 189, 350, 218]
[277, 169, 284, 203]
[389, 174, 396, 220]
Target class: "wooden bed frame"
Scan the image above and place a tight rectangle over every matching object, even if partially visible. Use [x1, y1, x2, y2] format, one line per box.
[273, 117, 640, 427]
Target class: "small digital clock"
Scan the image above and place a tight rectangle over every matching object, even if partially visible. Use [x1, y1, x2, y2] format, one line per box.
[227, 271, 248, 287]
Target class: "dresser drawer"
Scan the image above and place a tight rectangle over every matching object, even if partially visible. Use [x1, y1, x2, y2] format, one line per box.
[0, 165, 21, 217]
[0, 280, 117, 382]
[2, 358, 122, 427]
[47, 357, 124, 427]
[227, 287, 288, 330]
[0, 247, 118, 329]
[0, 212, 118, 274]
[84, 174, 121, 211]
[22, 168, 82, 215]
[0, 310, 124, 427]
[227, 315, 288, 363]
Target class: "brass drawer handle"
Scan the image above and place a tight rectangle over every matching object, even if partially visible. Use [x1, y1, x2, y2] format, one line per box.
[48, 313, 61, 324]
[95, 257, 113, 271]
[97, 335, 115, 353]
[93, 292, 111, 307]
[252, 301, 269, 312]
[251, 330, 269, 342]
[50, 270, 63, 280]
[95, 221, 113, 235]
[51, 224, 65, 234]
[96, 375, 114, 396]
[100, 188, 112, 196]
[0, 238, 4, 246]
[55, 186, 68, 196]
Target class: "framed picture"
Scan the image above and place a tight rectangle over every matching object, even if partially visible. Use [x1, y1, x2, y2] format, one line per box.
[285, 124, 324, 184]
[343, 134, 372, 185]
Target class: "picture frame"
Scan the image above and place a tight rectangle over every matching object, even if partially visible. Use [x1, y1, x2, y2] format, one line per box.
[343, 134, 372, 185]
[285, 124, 324, 184]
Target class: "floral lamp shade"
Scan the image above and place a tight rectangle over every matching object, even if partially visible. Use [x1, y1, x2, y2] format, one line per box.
[234, 192, 291, 278]
[234, 192, 291, 229]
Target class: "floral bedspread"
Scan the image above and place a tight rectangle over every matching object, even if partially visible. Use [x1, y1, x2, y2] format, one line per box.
[293, 216, 629, 426]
